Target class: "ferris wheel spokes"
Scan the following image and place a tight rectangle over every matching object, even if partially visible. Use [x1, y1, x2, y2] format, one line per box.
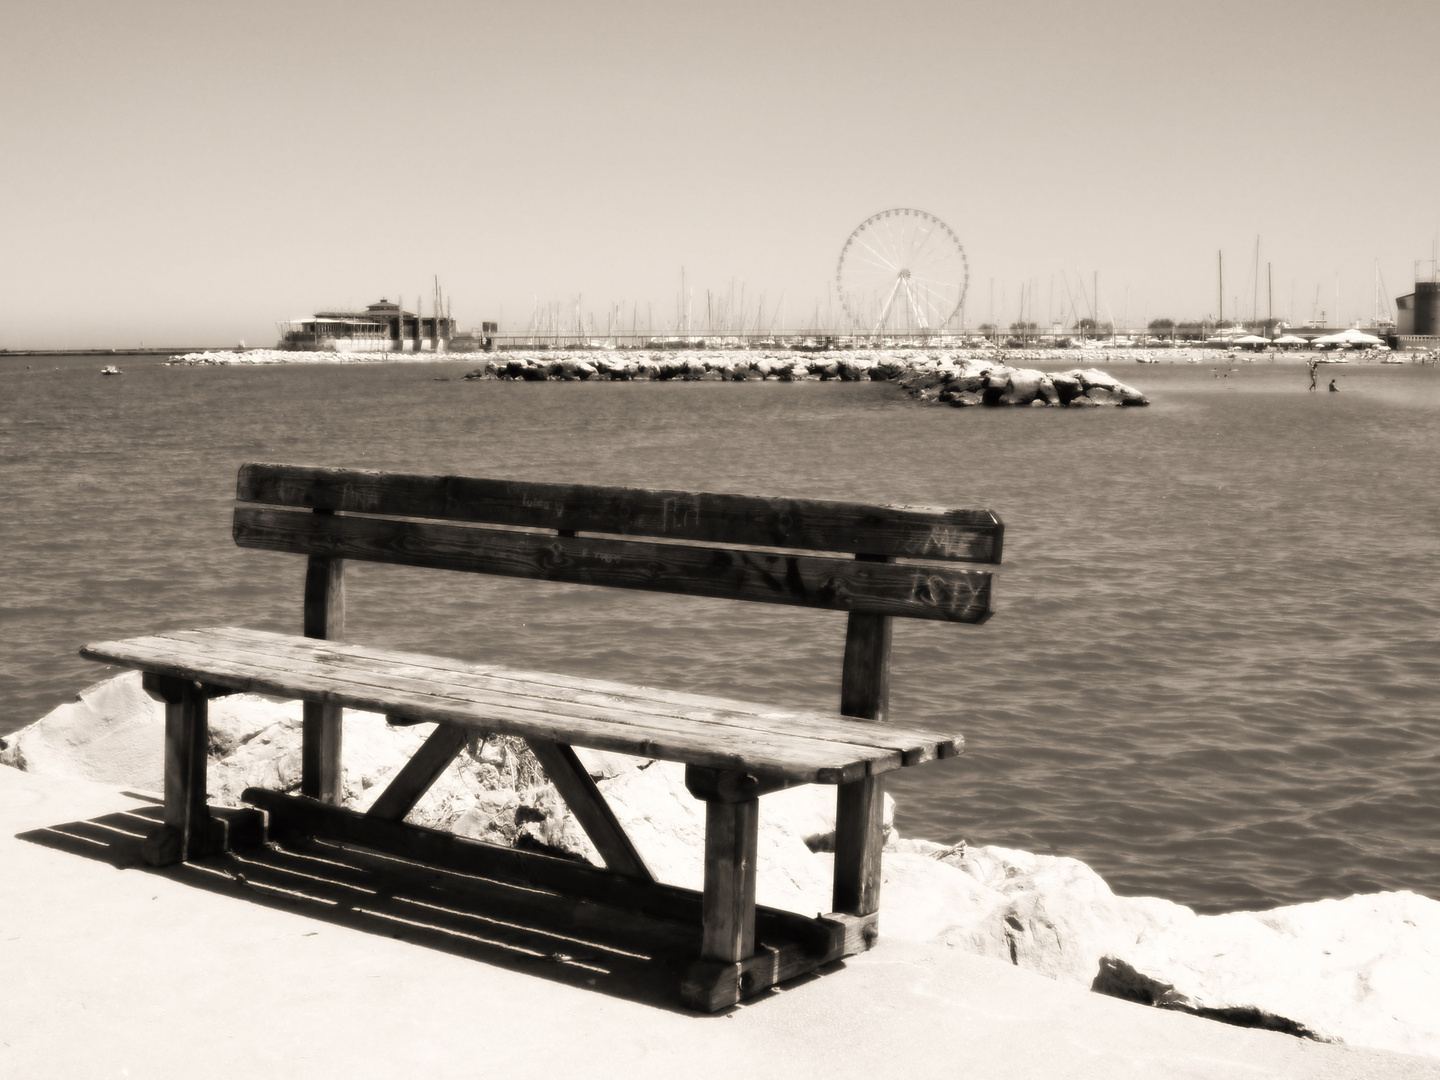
[873, 277, 905, 334]
[837, 209, 968, 337]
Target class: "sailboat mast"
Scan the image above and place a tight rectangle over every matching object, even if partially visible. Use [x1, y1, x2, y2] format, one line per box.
[1268, 263, 1273, 339]
[1218, 251, 1224, 325]
[1252, 236, 1260, 326]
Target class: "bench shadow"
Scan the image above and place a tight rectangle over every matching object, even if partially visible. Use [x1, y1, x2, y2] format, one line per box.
[16, 802, 776, 1014]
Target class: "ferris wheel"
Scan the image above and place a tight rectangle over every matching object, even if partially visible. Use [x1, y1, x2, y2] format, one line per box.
[836, 209, 968, 335]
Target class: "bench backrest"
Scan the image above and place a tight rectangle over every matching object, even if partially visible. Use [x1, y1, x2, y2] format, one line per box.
[233, 463, 1003, 625]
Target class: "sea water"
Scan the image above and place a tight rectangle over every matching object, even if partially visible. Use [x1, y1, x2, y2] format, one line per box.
[2, 352, 1437, 914]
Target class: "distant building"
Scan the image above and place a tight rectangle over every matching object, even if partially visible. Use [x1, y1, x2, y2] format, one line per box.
[1395, 281, 1440, 337]
[447, 322, 498, 352]
[278, 298, 457, 352]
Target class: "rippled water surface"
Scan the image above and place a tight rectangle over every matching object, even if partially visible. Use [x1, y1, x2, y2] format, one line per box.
[3, 353, 1438, 913]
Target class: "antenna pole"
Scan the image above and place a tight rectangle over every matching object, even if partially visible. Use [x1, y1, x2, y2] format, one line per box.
[1253, 236, 1260, 326]
[1218, 250, 1224, 325]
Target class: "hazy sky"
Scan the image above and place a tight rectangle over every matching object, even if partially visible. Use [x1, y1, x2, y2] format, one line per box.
[3, 0, 1438, 347]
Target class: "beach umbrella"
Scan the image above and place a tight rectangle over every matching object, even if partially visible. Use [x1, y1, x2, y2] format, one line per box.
[1311, 329, 1384, 348]
[1333, 328, 1384, 346]
[1233, 334, 1270, 347]
[1271, 334, 1308, 346]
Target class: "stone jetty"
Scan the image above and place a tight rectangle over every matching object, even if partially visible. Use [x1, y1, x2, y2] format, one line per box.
[457, 350, 1150, 406]
[164, 346, 1151, 405]
[5, 672, 1435, 1058]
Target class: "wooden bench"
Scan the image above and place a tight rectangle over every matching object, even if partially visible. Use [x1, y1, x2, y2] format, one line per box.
[81, 462, 1003, 1009]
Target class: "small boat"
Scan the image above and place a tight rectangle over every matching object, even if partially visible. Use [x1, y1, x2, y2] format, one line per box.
[100, 365, 123, 376]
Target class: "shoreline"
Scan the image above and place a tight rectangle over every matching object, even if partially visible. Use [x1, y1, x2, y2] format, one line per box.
[8, 767, 1436, 1080]
[161, 344, 1425, 369]
[4, 671, 1439, 1059]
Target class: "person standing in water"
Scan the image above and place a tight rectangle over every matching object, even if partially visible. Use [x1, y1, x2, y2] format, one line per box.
[1308, 361, 1318, 391]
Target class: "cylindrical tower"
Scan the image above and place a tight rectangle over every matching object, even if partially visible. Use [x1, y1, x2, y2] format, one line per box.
[1414, 281, 1440, 336]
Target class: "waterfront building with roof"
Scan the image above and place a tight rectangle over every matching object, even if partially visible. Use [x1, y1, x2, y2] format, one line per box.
[277, 298, 457, 352]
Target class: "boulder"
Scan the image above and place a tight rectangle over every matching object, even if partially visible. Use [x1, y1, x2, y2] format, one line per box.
[943, 370, 987, 394]
[759, 782, 895, 852]
[1059, 368, 1150, 406]
[998, 367, 1044, 406]
[0, 671, 166, 789]
[1049, 373, 1083, 403]
[1094, 891, 1440, 1057]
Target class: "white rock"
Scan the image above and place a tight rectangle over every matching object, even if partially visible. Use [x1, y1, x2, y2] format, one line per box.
[999, 367, 1044, 405]
[596, 761, 833, 915]
[573, 746, 645, 780]
[759, 782, 895, 851]
[0, 672, 164, 789]
[1100, 891, 1440, 1058]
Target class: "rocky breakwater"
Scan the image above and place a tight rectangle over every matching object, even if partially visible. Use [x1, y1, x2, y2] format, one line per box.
[896, 359, 1149, 408]
[465, 350, 876, 383]
[6, 673, 1435, 1058]
[458, 349, 1150, 407]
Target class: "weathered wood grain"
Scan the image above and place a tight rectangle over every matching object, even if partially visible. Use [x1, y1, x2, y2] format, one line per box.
[833, 573, 892, 917]
[832, 776, 886, 917]
[236, 463, 1004, 564]
[684, 766, 797, 803]
[524, 738, 652, 880]
[81, 630, 947, 783]
[140, 675, 214, 865]
[274, 835, 695, 962]
[700, 794, 759, 963]
[165, 627, 960, 761]
[244, 788, 837, 954]
[81, 628, 962, 779]
[302, 545, 344, 804]
[366, 723, 470, 822]
[679, 911, 878, 1011]
[232, 506, 993, 623]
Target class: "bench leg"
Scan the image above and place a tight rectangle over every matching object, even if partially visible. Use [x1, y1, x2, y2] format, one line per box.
[680, 793, 760, 1011]
[301, 701, 344, 804]
[701, 796, 759, 963]
[302, 551, 345, 805]
[832, 775, 885, 918]
[141, 676, 223, 866]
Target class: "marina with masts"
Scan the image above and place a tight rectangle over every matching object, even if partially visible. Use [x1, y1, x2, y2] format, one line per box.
[261, 213, 1439, 356]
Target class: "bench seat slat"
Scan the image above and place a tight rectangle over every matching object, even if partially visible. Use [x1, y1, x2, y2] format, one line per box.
[207, 628, 961, 762]
[91, 628, 953, 767]
[237, 463, 1004, 564]
[232, 507, 993, 624]
[81, 629, 962, 784]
